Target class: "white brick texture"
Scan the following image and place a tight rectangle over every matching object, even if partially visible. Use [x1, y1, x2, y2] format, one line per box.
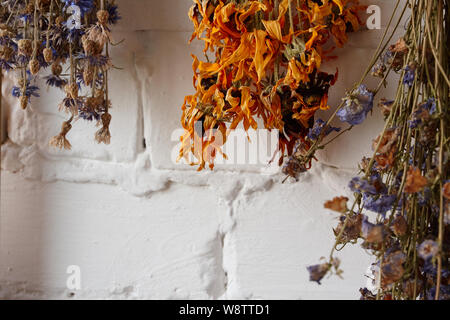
[0, 0, 405, 299]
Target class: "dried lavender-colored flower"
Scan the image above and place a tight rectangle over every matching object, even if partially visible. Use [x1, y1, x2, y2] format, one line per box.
[307, 119, 340, 141]
[363, 194, 396, 215]
[362, 217, 385, 243]
[417, 240, 439, 260]
[307, 263, 330, 284]
[337, 85, 374, 125]
[381, 251, 406, 287]
[409, 98, 436, 129]
[403, 65, 415, 87]
[349, 177, 377, 195]
[333, 214, 362, 243]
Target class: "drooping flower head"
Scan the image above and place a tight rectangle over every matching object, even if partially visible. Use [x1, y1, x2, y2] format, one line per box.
[337, 85, 374, 125]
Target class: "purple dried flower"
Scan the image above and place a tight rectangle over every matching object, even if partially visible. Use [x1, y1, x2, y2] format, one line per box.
[417, 240, 439, 260]
[362, 217, 385, 243]
[403, 65, 415, 87]
[426, 285, 450, 300]
[363, 194, 396, 215]
[307, 119, 341, 141]
[349, 177, 377, 195]
[337, 85, 374, 125]
[307, 263, 329, 284]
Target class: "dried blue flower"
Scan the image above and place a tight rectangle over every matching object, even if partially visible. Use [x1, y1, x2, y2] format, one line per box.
[361, 217, 385, 243]
[307, 263, 329, 284]
[403, 65, 415, 87]
[417, 240, 439, 260]
[12, 83, 40, 100]
[45, 75, 68, 89]
[349, 177, 377, 195]
[409, 98, 436, 128]
[107, 3, 121, 25]
[337, 85, 374, 125]
[307, 119, 340, 141]
[363, 194, 396, 215]
[77, 54, 111, 68]
[426, 285, 450, 300]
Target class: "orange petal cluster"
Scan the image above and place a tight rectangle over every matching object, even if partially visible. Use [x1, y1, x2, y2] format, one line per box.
[181, 0, 365, 170]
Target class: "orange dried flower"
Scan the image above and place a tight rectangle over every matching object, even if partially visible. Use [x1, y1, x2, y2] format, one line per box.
[181, 0, 365, 170]
[324, 196, 349, 213]
[404, 167, 428, 194]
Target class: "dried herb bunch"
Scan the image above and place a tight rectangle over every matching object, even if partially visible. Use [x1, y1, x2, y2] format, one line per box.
[0, 0, 120, 149]
[180, 0, 366, 170]
[307, 0, 450, 300]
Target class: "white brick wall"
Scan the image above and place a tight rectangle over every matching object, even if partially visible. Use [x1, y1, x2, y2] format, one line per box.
[0, 0, 405, 299]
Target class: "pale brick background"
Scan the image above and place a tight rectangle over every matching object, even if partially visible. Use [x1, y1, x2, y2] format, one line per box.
[0, 0, 405, 299]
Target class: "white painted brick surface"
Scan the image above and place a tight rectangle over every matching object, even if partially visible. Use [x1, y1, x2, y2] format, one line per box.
[1, 0, 405, 299]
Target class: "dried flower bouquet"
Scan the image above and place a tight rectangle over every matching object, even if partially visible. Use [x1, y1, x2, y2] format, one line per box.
[0, 0, 120, 148]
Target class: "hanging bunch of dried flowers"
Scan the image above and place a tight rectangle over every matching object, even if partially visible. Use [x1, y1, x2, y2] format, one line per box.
[306, 0, 449, 300]
[0, 0, 120, 149]
[179, 0, 366, 170]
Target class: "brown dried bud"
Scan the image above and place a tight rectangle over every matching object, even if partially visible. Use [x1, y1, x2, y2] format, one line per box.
[95, 112, 112, 145]
[24, 2, 34, 15]
[43, 48, 53, 63]
[29, 59, 40, 75]
[0, 46, 14, 60]
[20, 96, 28, 110]
[82, 36, 99, 56]
[37, 0, 51, 8]
[97, 10, 109, 25]
[0, 24, 13, 38]
[51, 63, 62, 76]
[83, 66, 94, 86]
[391, 215, 407, 237]
[55, 16, 65, 26]
[49, 120, 72, 150]
[65, 83, 79, 99]
[18, 39, 33, 56]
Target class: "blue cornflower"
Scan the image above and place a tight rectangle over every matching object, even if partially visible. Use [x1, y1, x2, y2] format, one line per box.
[337, 85, 374, 125]
[77, 54, 111, 68]
[78, 107, 100, 121]
[107, 3, 121, 25]
[307, 119, 341, 141]
[12, 82, 40, 100]
[45, 75, 68, 89]
[403, 65, 415, 87]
